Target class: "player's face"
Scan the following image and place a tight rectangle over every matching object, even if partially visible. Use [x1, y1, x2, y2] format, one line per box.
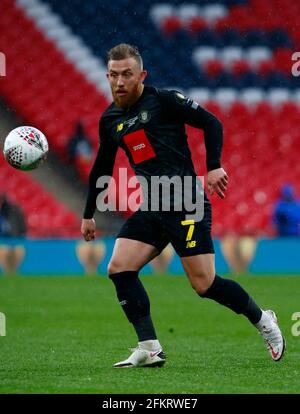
[107, 57, 147, 108]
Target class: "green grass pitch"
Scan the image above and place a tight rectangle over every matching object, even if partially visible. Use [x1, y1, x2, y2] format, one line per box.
[0, 274, 299, 394]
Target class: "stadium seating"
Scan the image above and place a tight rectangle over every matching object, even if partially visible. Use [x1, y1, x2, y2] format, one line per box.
[1, 0, 300, 237]
[0, 153, 80, 237]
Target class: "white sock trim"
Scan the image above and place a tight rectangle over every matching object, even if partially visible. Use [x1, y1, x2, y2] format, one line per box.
[255, 310, 271, 330]
[138, 339, 161, 351]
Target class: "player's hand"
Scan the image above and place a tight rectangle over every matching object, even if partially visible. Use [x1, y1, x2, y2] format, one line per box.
[207, 168, 228, 199]
[81, 218, 96, 241]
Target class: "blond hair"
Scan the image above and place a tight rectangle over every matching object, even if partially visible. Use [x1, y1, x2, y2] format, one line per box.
[107, 43, 143, 69]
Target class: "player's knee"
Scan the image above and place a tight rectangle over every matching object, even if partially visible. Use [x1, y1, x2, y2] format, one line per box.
[189, 271, 214, 295]
[107, 258, 129, 275]
[191, 282, 210, 296]
[107, 259, 119, 275]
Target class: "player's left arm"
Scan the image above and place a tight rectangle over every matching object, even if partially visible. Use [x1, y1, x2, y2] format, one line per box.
[161, 90, 228, 199]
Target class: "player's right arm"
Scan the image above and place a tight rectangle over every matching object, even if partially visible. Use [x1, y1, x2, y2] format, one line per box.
[81, 117, 118, 241]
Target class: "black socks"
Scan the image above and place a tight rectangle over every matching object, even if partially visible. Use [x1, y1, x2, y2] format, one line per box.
[109, 271, 262, 342]
[201, 275, 262, 324]
[109, 271, 157, 341]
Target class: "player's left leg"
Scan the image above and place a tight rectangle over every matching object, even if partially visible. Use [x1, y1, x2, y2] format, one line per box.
[108, 238, 166, 368]
[181, 253, 286, 361]
[108, 210, 169, 368]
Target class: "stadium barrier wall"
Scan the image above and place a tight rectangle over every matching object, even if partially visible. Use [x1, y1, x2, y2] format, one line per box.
[0, 238, 299, 275]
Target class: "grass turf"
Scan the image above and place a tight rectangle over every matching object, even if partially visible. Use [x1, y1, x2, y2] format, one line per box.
[0, 274, 299, 394]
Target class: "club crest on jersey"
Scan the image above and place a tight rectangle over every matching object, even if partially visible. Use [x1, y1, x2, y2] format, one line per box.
[139, 110, 151, 123]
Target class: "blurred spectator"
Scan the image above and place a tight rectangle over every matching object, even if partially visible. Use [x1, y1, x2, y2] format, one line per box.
[272, 184, 300, 236]
[76, 239, 106, 275]
[67, 121, 94, 181]
[221, 233, 257, 273]
[67, 121, 93, 164]
[0, 194, 27, 274]
[150, 245, 174, 274]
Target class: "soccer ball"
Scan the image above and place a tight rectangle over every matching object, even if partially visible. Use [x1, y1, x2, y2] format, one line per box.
[3, 126, 49, 171]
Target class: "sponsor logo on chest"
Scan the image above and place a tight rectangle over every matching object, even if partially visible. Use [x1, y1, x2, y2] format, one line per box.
[123, 129, 156, 164]
[133, 143, 146, 151]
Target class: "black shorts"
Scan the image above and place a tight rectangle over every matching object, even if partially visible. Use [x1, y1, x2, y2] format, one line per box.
[117, 198, 214, 257]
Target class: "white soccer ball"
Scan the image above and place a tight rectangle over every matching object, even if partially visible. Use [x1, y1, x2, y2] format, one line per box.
[3, 126, 49, 171]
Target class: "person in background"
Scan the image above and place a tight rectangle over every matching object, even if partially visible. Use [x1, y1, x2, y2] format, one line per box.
[67, 121, 94, 181]
[149, 245, 174, 274]
[221, 232, 257, 274]
[68, 122, 93, 164]
[76, 239, 106, 275]
[272, 184, 300, 236]
[0, 193, 27, 274]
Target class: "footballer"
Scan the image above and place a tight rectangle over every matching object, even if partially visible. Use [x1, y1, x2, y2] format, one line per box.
[81, 44, 285, 367]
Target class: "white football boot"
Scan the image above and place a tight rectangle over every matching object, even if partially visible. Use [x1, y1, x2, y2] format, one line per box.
[114, 341, 166, 368]
[256, 310, 286, 362]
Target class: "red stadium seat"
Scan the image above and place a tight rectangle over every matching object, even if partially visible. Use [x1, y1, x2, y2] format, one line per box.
[161, 16, 183, 35]
[231, 60, 251, 76]
[273, 48, 294, 74]
[204, 60, 225, 78]
[187, 17, 208, 34]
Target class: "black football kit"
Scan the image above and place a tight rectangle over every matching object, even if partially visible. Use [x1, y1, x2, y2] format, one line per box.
[86, 87, 273, 359]
[83, 85, 223, 256]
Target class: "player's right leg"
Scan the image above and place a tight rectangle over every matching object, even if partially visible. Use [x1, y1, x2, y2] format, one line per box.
[108, 237, 159, 274]
[108, 212, 169, 367]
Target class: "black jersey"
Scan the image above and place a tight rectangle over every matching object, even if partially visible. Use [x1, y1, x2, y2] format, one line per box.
[83, 86, 223, 219]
